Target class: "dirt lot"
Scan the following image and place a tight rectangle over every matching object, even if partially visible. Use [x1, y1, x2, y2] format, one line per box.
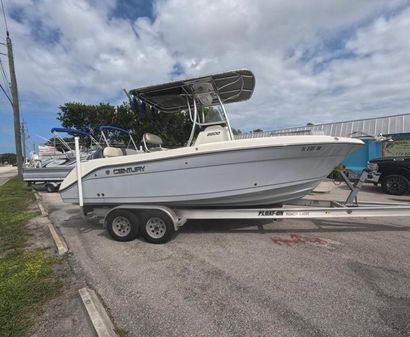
[39, 183, 410, 337]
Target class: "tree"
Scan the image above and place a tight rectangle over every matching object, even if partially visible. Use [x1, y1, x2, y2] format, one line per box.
[57, 102, 193, 148]
[57, 102, 125, 136]
[232, 128, 242, 135]
[252, 128, 263, 133]
[0, 153, 17, 165]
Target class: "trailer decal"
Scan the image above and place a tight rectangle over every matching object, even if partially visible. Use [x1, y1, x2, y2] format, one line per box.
[258, 210, 284, 216]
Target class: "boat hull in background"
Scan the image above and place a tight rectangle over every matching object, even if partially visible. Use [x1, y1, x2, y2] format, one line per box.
[23, 166, 73, 183]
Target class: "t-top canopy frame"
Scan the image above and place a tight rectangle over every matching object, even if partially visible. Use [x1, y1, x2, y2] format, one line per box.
[50, 127, 101, 153]
[51, 127, 90, 137]
[99, 125, 138, 150]
[128, 69, 255, 113]
[99, 125, 132, 134]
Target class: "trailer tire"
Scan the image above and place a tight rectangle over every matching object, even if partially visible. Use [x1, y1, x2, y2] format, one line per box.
[106, 209, 139, 242]
[45, 183, 57, 193]
[141, 210, 174, 244]
[381, 174, 410, 195]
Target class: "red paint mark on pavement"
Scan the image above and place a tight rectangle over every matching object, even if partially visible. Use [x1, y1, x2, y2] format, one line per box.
[271, 234, 328, 246]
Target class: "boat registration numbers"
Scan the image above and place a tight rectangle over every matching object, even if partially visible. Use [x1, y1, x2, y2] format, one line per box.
[301, 145, 322, 152]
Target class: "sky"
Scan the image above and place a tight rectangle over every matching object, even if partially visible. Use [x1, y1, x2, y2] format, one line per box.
[1, 0, 410, 153]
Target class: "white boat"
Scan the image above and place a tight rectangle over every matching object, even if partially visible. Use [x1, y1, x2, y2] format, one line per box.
[23, 128, 102, 190]
[59, 70, 363, 206]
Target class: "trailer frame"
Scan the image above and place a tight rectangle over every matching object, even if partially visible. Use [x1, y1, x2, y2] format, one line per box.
[81, 170, 410, 243]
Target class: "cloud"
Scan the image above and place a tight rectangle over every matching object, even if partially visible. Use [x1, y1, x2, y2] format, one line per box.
[6, 0, 174, 107]
[1, 0, 410, 143]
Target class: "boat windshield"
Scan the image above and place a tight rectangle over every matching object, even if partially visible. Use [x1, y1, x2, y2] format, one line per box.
[196, 104, 226, 125]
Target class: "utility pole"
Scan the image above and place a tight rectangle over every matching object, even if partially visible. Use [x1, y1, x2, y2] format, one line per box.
[21, 120, 26, 161]
[6, 31, 23, 176]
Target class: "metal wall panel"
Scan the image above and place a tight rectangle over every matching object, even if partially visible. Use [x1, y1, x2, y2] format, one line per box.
[235, 113, 410, 139]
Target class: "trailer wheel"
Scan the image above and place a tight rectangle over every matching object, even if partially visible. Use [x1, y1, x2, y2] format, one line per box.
[141, 211, 174, 244]
[381, 174, 410, 195]
[106, 209, 139, 242]
[45, 183, 57, 193]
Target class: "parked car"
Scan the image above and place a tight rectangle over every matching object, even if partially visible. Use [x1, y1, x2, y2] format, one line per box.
[368, 157, 410, 195]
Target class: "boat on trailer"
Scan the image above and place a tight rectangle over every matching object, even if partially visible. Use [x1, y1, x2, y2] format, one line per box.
[59, 69, 363, 207]
[61, 70, 410, 244]
[23, 128, 101, 191]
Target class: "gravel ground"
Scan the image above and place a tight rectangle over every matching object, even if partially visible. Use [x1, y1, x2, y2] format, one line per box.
[40, 183, 410, 337]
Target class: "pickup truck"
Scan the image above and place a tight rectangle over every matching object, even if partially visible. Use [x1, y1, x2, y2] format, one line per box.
[368, 157, 410, 195]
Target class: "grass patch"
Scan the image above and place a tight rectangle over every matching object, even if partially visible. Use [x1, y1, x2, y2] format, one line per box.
[115, 328, 129, 337]
[0, 251, 59, 337]
[0, 177, 60, 337]
[0, 177, 37, 254]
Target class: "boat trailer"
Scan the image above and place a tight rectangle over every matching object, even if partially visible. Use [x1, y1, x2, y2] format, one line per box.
[82, 170, 410, 243]
[73, 138, 410, 244]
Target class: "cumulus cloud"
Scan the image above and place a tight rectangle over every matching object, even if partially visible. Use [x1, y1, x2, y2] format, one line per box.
[1, 0, 410, 139]
[4, 0, 174, 107]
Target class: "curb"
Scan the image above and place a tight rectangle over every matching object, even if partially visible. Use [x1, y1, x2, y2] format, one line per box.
[34, 190, 116, 336]
[33, 191, 118, 336]
[33, 191, 68, 255]
[34, 191, 48, 216]
[47, 222, 69, 255]
[79, 287, 117, 337]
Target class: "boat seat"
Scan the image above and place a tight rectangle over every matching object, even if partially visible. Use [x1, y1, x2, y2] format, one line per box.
[103, 147, 126, 158]
[142, 133, 167, 152]
[194, 125, 231, 146]
[124, 148, 141, 155]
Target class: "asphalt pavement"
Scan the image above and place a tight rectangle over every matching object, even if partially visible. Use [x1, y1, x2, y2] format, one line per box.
[40, 184, 410, 337]
[0, 166, 17, 186]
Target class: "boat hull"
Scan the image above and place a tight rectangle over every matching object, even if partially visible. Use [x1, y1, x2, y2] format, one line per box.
[60, 140, 361, 207]
[23, 166, 73, 183]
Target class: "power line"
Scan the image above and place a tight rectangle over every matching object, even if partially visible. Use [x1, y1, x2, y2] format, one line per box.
[0, 80, 11, 104]
[0, 59, 10, 95]
[0, 44, 10, 103]
[0, 60, 9, 84]
[1, 0, 8, 33]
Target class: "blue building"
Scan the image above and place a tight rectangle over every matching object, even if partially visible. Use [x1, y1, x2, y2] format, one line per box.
[237, 113, 410, 174]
